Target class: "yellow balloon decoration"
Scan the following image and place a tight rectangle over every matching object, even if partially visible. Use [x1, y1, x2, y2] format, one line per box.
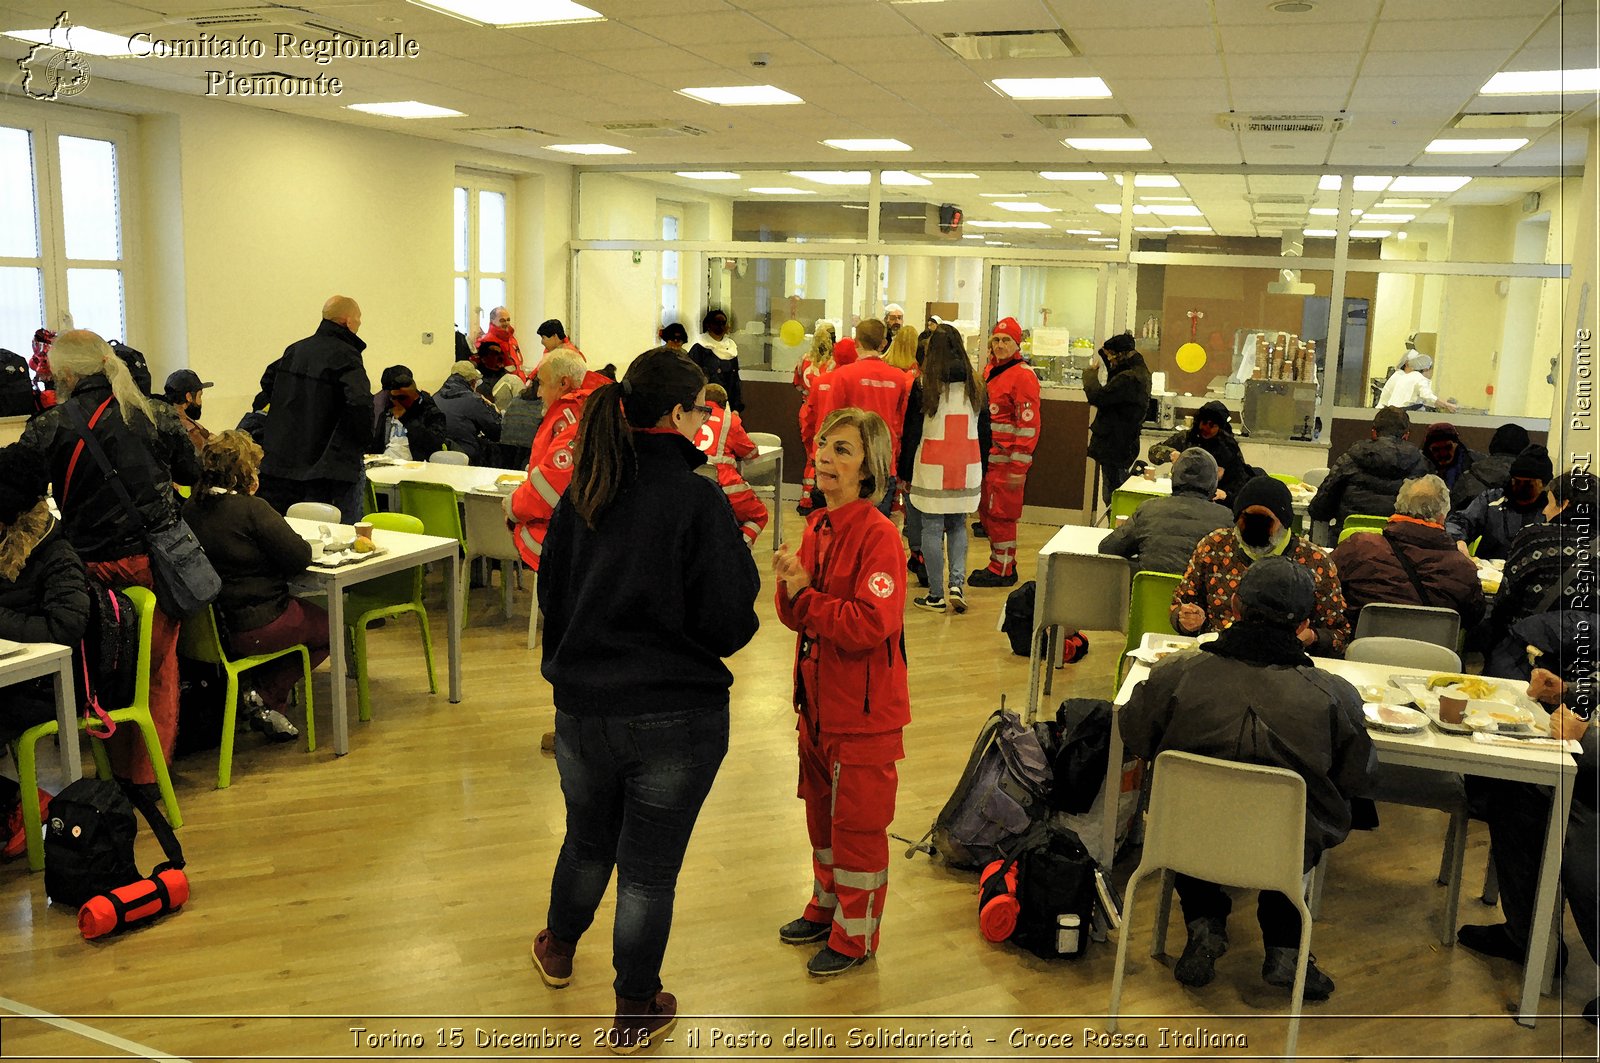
[779, 318, 806, 346]
[1175, 341, 1208, 374]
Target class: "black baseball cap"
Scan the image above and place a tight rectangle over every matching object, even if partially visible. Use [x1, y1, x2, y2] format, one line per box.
[163, 369, 212, 397]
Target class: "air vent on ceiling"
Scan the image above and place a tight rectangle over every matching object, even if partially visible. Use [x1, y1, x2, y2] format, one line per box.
[1218, 112, 1348, 134]
[461, 126, 559, 140]
[601, 122, 709, 139]
[1249, 194, 1310, 206]
[939, 29, 1077, 61]
[1032, 114, 1132, 130]
[162, 5, 365, 36]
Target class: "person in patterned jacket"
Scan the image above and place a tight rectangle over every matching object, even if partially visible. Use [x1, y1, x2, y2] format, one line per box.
[1171, 476, 1351, 657]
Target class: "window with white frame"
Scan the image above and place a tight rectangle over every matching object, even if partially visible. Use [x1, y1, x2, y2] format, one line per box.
[453, 172, 514, 342]
[0, 107, 133, 367]
[660, 211, 680, 328]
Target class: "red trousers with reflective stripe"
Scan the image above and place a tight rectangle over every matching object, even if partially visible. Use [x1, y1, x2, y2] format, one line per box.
[715, 464, 769, 544]
[978, 463, 1028, 576]
[797, 728, 902, 958]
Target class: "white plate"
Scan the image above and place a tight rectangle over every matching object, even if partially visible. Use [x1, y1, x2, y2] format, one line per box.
[0, 638, 24, 658]
[1363, 702, 1429, 734]
[1139, 632, 1197, 653]
[1462, 702, 1541, 735]
[311, 545, 390, 569]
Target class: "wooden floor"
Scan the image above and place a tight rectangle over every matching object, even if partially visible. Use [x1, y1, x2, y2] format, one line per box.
[1, 511, 1595, 1061]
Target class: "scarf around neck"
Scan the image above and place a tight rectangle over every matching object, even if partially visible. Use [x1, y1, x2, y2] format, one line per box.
[1204, 619, 1312, 667]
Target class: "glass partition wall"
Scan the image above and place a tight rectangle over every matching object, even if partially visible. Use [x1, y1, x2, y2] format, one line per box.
[570, 167, 1576, 427]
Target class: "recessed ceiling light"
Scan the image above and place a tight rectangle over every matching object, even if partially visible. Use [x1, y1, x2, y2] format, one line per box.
[966, 220, 1052, 230]
[1303, 229, 1337, 237]
[1064, 229, 1102, 235]
[995, 202, 1057, 213]
[1096, 203, 1153, 214]
[1389, 175, 1471, 192]
[789, 170, 868, 185]
[941, 29, 1078, 60]
[747, 187, 815, 195]
[1480, 68, 1600, 95]
[1359, 213, 1415, 223]
[1087, 237, 1119, 242]
[1317, 175, 1342, 190]
[981, 192, 1027, 198]
[883, 171, 932, 186]
[961, 233, 986, 239]
[1374, 199, 1431, 208]
[1424, 137, 1529, 153]
[1354, 175, 1392, 191]
[990, 77, 1111, 100]
[922, 172, 981, 179]
[545, 143, 632, 155]
[1271, 1, 1316, 12]
[1113, 174, 1181, 187]
[404, 0, 603, 27]
[2, 24, 149, 55]
[1308, 207, 1340, 216]
[1039, 171, 1108, 181]
[677, 85, 803, 106]
[1150, 204, 1202, 216]
[1134, 226, 1173, 233]
[1139, 196, 1192, 203]
[346, 101, 465, 118]
[1169, 225, 1213, 232]
[675, 171, 741, 180]
[1064, 137, 1152, 151]
[1349, 229, 1393, 238]
[823, 138, 911, 152]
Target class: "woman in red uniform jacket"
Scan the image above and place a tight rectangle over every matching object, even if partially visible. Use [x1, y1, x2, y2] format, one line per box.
[773, 406, 910, 978]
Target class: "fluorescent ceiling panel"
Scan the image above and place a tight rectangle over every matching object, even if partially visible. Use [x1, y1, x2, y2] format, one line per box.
[882, 171, 931, 186]
[545, 142, 632, 154]
[1360, 213, 1415, 222]
[1349, 229, 1393, 238]
[1479, 68, 1600, 95]
[1063, 229, 1102, 235]
[1388, 175, 1472, 192]
[1424, 138, 1529, 153]
[405, 0, 603, 27]
[747, 187, 814, 194]
[965, 220, 1052, 229]
[677, 85, 804, 106]
[1039, 171, 1108, 181]
[1064, 137, 1152, 151]
[1150, 204, 1202, 216]
[2, 24, 148, 56]
[675, 171, 741, 180]
[346, 101, 465, 118]
[1303, 229, 1337, 237]
[1097, 203, 1152, 214]
[991, 77, 1112, 100]
[995, 202, 1057, 213]
[823, 139, 912, 151]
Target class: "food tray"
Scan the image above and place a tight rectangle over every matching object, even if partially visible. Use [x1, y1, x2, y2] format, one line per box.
[311, 546, 389, 569]
[1388, 673, 1540, 714]
[1363, 702, 1428, 734]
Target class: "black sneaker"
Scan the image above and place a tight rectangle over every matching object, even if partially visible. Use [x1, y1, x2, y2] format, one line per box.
[245, 691, 299, 743]
[967, 568, 1017, 588]
[1261, 947, 1335, 1001]
[947, 590, 967, 615]
[913, 596, 946, 612]
[778, 917, 831, 945]
[806, 945, 868, 977]
[1173, 917, 1228, 987]
[972, 521, 988, 539]
[1457, 923, 1567, 972]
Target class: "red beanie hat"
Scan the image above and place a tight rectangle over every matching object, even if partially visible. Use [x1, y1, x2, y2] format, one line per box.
[832, 337, 859, 366]
[991, 317, 1023, 344]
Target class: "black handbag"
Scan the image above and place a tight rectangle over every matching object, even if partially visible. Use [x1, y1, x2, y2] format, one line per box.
[61, 399, 221, 618]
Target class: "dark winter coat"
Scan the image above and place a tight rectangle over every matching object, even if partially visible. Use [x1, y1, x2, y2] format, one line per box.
[259, 319, 372, 484]
[1329, 517, 1485, 629]
[1148, 403, 1256, 503]
[0, 511, 90, 739]
[1099, 491, 1234, 576]
[433, 375, 503, 464]
[688, 343, 744, 413]
[1308, 435, 1427, 529]
[1445, 488, 1546, 561]
[1451, 452, 1514, 512]
[183, 491, 313, 633]
[370, 390, 449, 462]
[1084, 351, 1151, 466]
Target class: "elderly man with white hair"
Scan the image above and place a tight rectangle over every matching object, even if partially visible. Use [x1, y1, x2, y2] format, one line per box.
[1329, 473, 1484, 628]
[883, 303, 905, 343]
[1377, 349, 1456, 412]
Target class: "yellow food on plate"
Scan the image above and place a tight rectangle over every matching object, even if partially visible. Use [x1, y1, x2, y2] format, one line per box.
[352, 538, 377, 554]
[495, 473, 524, 484]
[1427, 674, 1497, 699]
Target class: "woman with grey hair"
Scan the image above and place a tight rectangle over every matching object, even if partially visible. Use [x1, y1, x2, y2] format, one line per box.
[1329, 473, 1484, 627]
[19, 330, 199, 789]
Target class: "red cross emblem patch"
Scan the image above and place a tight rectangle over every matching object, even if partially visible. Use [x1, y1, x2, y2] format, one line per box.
[867, 571, 895, 598]
[1021, 405, 1035, 422]
[553, 448, 573, 470]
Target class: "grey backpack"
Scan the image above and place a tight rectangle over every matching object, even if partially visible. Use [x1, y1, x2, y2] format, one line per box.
[906, 702, 1053, 870]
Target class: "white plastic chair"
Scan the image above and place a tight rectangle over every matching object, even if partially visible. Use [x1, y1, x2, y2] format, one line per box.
[1301, 467, 1329, 487]
[286, 501, 341, 523]
[429, 450, 471, 465]
[1028, 552, 1131, 722]
[1337, 635, 1468, 943]
[462, 492, 522, 621]
[744, 431, 783, 553]
[1108, 751, 1317, 1059]
[1352, 603, 1461, 652]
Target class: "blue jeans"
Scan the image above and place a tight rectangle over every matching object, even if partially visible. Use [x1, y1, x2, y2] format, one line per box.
[903, 498, 923, 553]
[920, 512, 968, 599]
[548, 705, 729, 1000]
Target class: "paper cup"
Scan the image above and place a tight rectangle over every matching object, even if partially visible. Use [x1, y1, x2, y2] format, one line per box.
[354, 521, 374, 543]
[309, 540, 325, 561]
[1438, 691, 1468, 724]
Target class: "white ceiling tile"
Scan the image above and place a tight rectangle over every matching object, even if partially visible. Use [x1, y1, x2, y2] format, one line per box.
[756, 3, 925, 39]
[1368, 17, 1549, 51]
[1212, 0, 1382, 24]
[1379, 0, 1554, 19]
[1228, 77, 1353, 104]
[1360, 50, 1514, 77]
[1070, 26, 1220, 55]
[1218, 22, 1373, 53]
[1227, 52, 1361, 79]
[1044, 0, 1209, 30]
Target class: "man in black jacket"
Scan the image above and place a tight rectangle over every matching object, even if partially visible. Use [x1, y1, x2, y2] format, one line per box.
[1084, 331, 1151, 514]
[371, 365, 448, 462]
[433, 361, 503, 464]
[257, 296, 372, 522]
[1308, 407, 1426, 536]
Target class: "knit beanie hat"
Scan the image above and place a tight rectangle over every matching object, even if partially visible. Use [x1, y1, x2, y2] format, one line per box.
[1423, 422, 1462, 450]
[1405, 351, 1433, 371]
[0, 443, 48, 525]
[1488, 423, 1531, 455]
[1102, 332, 1136, 355]
[991, 317, 1023, 344]
[831, 338, 859, 367]
[1172, 447, 1219, 497]
[1236, 556, 1316, 626]
[1509, 444, 1554, 482]
[1231, 474, 1294, 527]
[380, 365, 415, 390]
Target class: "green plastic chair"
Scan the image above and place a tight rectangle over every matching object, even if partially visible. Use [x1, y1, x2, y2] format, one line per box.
[1341, 513, 1389, 535]
[1269, 473, 1301, 486]
[363, 476, 379, 517]
[9, 587, 183, 872]
[1468, 535, 1481, 557]
[177, 604, 316, 789]
[1109, 488, 1152, 527]
[345, 511, 437, 722]
[1118, 571, 1184, 687]
[1338, 526, 1383, 544]
[397, 479, 470, 624]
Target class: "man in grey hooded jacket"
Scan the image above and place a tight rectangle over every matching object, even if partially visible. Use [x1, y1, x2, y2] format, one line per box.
[1099, 448, 1233, 576]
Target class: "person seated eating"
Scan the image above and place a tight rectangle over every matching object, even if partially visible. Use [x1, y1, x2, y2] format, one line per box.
[1099, 448, 1233, 576]
[1446, 444, 1551, 561]
[1146, 401, 1256, 505]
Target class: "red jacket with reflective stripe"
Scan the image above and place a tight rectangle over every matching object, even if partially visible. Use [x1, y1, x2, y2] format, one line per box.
[694, 401, 757, 489]
[776, 499, 910, 735]
[984, 357, 1042, 465]
[810, 355, 912, 464]
[510, 370, 609, 568]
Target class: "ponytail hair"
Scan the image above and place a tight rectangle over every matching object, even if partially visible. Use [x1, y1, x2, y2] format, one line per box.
[569, 347, 706, 528]
[48, 329, 155, 433]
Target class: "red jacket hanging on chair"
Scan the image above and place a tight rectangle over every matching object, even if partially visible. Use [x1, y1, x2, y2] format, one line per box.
[976, 318, 1041, 580]
[508, 369, 609, 570]
[693, 393, 768, 545]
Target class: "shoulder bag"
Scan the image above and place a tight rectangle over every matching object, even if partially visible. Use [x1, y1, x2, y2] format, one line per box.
[60, 399, 220, 618]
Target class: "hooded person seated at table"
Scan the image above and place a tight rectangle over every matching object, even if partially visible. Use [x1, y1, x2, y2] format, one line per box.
[433, 360, 503, 465]
[1418, 422, 1481, 511]
[1147, 401, 1256, 505]
[1172, 476, 1351, 657]
[371, 364, 447, 462]
[1329, 473, 1484, 630]
[1122, 556, 1377, 1002]
[1099, 448, 1233, 576]
[1446, 443, 1551, 561]
[1451, 422, 1529, 513]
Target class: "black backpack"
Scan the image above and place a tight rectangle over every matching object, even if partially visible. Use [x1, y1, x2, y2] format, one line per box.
[108, 341, 152, 397]
[0, 348, 36, 415]
[1002, 580, 1036, 657]
[1010, 826, 1098, 960]
[44, 778, 184, 909]
[1042, 698, 1115, 814]
[74, 577, 139, 720]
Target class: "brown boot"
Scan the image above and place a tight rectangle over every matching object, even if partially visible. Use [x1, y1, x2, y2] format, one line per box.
[530, 929, 575, 988]
[540, 731, 557, 754]
[608, 990, 676, 1055]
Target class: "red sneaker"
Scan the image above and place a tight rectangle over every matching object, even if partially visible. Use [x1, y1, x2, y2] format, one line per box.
[609, 991, 676, 1054]
[1, 790, 49, 861]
